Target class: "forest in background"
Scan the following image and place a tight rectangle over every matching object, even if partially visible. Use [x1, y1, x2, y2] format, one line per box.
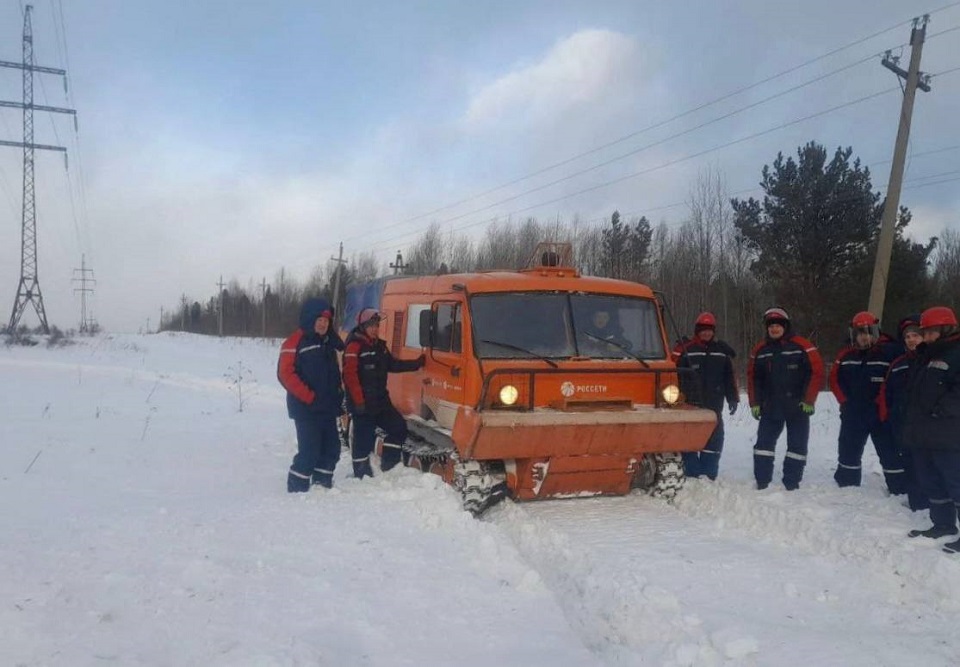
[158, 142, 959, 367]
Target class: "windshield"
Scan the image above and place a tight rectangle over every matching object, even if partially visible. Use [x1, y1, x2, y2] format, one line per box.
[470, 292, 665, 360]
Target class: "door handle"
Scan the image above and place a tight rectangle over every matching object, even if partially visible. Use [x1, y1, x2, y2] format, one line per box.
[451, 366, 461, 377]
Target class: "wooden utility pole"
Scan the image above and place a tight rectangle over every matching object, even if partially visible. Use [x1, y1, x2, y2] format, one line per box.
[259, 277, 268, 337]
[329, 242, 346, 322]
[216, 275, 226, 337]
[868, 15, 931, 322]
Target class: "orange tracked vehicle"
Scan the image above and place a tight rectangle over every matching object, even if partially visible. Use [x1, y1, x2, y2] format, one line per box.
[342, 243, 716, 513]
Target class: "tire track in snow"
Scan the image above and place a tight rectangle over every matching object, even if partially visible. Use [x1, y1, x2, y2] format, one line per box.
[488, 500, 760, 666]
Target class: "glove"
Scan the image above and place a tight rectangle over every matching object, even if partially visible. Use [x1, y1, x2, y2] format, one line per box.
[416, 353, 426, 369]
[750, 405, 761, 420]
[353, 403, 367, 416]
[729, 402, 739, 416]
[800, 402, 815, 416]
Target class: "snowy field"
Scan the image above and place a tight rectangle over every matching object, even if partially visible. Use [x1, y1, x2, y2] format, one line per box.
[1, 332, 958, 667]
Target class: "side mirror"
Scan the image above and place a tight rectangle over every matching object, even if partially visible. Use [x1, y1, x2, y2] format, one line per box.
[419, 309, 432, 348]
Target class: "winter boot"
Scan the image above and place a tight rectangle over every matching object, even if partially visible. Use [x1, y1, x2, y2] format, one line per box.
[311, 470, 333, 489]
[352, 458, 374, 480]
[943, 538, 960, 554]
[287, 470, 310, 493]
[756, 481, 769, 490]
[907, 525, 959, 539]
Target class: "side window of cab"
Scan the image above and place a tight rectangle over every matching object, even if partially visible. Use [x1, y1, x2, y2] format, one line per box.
[405, 304, 430, 349]
[434, 303, 462, 354]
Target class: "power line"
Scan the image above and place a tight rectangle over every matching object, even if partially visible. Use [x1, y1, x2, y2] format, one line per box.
[385, 53, 885, 245]
[341, 25, 911, 247]
[364, 86, 902, 254]
[342, 5, 960, 250]
[569, 152, 960, 236]
[341, 28, 960, 263]
[53, 0, 88, 219]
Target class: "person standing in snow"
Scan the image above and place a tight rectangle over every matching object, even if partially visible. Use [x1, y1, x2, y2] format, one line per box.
[902, 306, 960, 553]
[829, 311, 906, 495]
[343, 308, 424, 479]
[747, 307, 824, 490]
[878, 315, 929, 511]
[277, 298, 345, 492]
[672, 312, 739, 479]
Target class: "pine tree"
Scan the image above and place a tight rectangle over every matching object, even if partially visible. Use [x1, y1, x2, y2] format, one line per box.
[733, 142, 884, 344]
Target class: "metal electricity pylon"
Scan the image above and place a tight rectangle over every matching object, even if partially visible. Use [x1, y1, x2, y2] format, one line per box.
[1, 5, 76, 334]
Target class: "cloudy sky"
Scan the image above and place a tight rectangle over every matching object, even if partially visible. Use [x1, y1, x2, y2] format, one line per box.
[0, 0, 958, 332]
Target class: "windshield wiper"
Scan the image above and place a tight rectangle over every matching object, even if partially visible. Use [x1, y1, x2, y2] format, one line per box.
[580, 331, 651, 368]
[479, 339, 559, 368]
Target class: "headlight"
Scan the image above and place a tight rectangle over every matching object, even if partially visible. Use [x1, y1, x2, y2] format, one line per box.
[661, 384, 681, 405]
[499, 384, 519, 406]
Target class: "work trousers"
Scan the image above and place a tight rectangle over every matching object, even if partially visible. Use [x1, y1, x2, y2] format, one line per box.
[754, 413, 809, 490]
[833, 410, 906, 495]
[288, 416, 341, 492]
[683, 411, 724, 480]
[351, 403, 408, 479]
[914, 449, 960, 529]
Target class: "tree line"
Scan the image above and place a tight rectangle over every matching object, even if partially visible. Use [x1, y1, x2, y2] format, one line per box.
[161, 140, 959, 366]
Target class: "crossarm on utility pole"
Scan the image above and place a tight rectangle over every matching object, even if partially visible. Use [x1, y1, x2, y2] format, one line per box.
[0, 100, 77, 115]
[0, 59, 65, 75]
[0, 139, 66, 152]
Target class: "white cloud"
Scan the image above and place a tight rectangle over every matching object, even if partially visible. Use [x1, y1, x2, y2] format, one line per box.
[905, 203, 959, 243]
[463, 30, 646, 129]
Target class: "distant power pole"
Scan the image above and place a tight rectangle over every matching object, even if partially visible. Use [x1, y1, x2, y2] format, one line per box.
[71, 254, 95, 332]
[868, 15, 931, 322]
[2, 5, 77, 334]
[216, 275, 226, 337]
[390, 250, 408, 275]
[259, 277, 268, 337]
[278, 268, 285, 321]
[330, 242, 346, 321]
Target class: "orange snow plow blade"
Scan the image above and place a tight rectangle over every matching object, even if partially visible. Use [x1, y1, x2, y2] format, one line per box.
[452, 405, 717, 460]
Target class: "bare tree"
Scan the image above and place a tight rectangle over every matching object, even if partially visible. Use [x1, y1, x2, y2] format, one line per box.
[405, 222, 445, 275]
[932, 228, 960, 312]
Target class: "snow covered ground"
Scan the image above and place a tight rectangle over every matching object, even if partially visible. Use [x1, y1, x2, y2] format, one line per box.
[2, 332, 958, 666]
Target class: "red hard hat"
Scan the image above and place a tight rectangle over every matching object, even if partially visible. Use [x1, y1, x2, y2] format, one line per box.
[695, 312, 716, 328]
[920, 306, 958, 329]
[851, 311, 879, 329]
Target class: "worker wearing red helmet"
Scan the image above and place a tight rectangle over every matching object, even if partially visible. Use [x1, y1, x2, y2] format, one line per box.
[747, 307, 824, 490]
[902, 306, 960, 553]
[343, 308, 425, 479]
[672, 311, 739, 479]
[829, 311, 906, 494]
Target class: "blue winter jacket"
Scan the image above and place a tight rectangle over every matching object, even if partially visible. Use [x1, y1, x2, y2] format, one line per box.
[277, 298, 345, 420]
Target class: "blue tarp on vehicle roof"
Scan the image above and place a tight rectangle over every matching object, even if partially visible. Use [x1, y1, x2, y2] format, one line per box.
[342, 278, 389, 331]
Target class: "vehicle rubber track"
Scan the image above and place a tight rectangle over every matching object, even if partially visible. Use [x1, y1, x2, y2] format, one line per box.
[403, 432, 508, 515]
[453, 458, 509, 516]
[633, 452, 686, 501]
